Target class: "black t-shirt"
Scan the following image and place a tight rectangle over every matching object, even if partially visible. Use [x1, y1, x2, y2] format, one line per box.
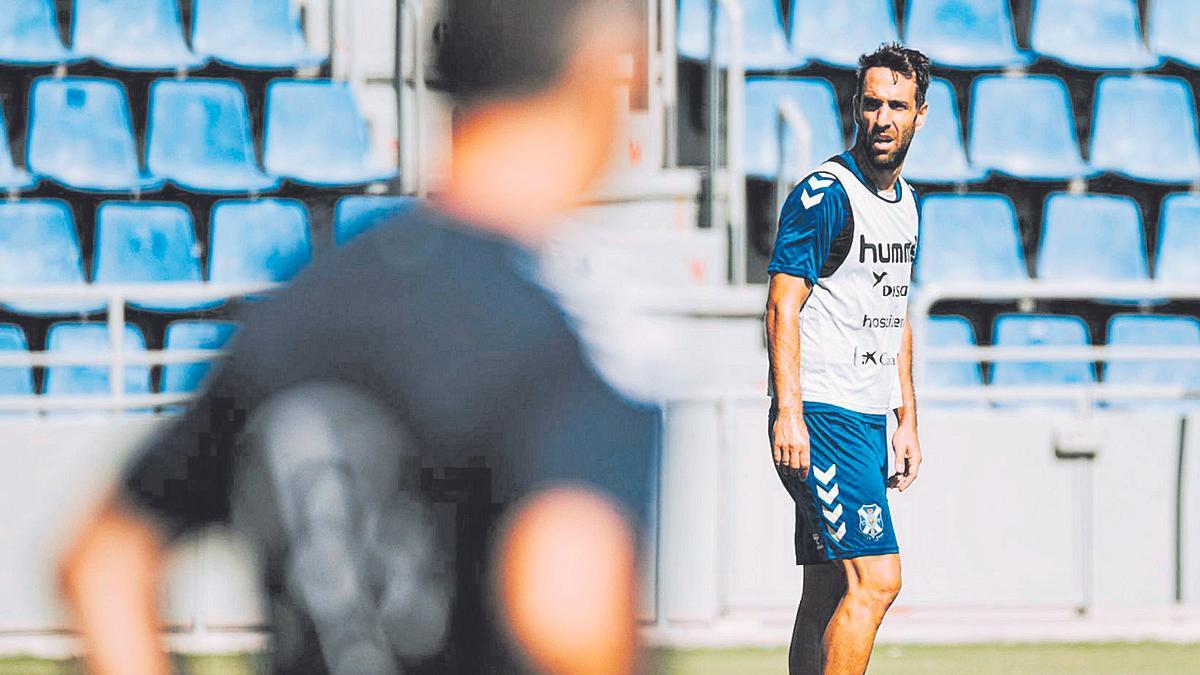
[120, 206, 658, 673]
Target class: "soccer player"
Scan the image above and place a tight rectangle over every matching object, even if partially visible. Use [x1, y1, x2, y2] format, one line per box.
[58, 1, 655, 674]
[765, 44, 928, 675]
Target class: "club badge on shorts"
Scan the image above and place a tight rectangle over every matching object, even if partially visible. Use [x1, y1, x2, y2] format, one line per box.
[858, 503, 884, 539]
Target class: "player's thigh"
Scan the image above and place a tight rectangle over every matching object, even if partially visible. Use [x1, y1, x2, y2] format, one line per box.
[840, 553, 901, 599]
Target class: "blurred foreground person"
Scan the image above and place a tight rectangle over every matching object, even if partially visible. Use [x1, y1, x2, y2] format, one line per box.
[59, 1, 655, 673]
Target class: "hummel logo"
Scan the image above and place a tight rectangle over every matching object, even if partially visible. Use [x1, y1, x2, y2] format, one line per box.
[862, 351, 878, 365]
[800, 189, 824, 210]
[872, 271, 888, 288]
[808, 174, 835, 190]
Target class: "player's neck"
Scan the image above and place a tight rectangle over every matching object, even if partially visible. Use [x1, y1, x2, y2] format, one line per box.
[851, 143, 902, 197]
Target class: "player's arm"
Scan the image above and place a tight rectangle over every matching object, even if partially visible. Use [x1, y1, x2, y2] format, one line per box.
[890, 314, 922, 491]
[765, 172, 848, 479]
[767, 273, 812, 478]
[59, 493, 172, 675]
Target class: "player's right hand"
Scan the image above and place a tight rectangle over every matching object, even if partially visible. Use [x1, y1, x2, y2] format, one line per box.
[772, 409, 811, 480]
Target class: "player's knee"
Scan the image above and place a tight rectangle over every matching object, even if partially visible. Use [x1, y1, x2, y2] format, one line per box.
[847, 560, 901, 614]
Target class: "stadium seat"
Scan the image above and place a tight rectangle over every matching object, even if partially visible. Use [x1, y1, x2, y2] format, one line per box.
[902, 78, 986, 183]
[1089, 76, 1200, 183]
[1030, 0, 1161, 70]
[990, 314, 1096, 408]
[334, 195, 420, 245]
[92, 202, 218, 313]
[1105, 315, 1200, 408]
[676, 0, 804, 70]
[968, 76, 1095, 181]
[1036, 193, 1148, 284]
[147, 79, 280, 193]
[72, 0, 205, 70]
[1156, 193, 1200, 284]
[43, 323, 151, 403]
[0, 0, 79, 65]
[192, 0, 324, 70]
[162, 321, 239, 394]
[902, 0, 1030, 68]
[0, 201, 104, 316]
[1149, 0, 1200, 67]
[744, 77, 843, 180]
[209, 200, 312, 285]
[27, 78, 163, 193]
[0, 103, 35, 191]
[0, 325, 34, 399]
[788, 0, 899, 68]
[916, 194, 1026, 283]
[264, 80, 397, 186]
[923, 315, 985, 407]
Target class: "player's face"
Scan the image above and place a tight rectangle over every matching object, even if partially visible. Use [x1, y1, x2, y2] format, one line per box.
[855, 67, 928, 170]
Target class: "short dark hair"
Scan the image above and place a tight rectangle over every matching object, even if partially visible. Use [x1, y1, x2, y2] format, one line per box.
[856, 43, 931, 108]
[436, 0, 606, 105]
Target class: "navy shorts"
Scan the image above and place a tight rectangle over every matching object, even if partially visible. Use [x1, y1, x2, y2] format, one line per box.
[769, 401, 899, 565]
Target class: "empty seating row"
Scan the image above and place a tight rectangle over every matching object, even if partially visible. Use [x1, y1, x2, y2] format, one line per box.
[682, 0, 1192, 70]
[746, 74, 1200, 183]
[926, 314, 1200, 408]
[0, 0, 321, 70]
[0, 321, 237, 401]
[1, 77, 393, 193]
[917, 192, 1200, 286]
[0, 196, 417, 315]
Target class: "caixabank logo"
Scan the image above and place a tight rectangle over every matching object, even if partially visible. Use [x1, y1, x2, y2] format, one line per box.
[853, 346, 897, 367]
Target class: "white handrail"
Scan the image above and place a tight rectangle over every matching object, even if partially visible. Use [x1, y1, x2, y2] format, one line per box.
[775, 97, 811, 220]
[705, 0, 746, 285]
[0, 283, 277, 414]
[398, 0, 426, 198]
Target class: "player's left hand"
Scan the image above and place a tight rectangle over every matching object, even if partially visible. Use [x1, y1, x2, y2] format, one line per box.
[889, 424, 922, 491]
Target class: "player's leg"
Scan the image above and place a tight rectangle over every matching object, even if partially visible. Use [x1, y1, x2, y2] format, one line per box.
[788, 561, 846, 675]
[821, 553, 901, 675]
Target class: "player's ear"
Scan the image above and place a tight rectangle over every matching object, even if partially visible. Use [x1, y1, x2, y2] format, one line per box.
[914, 98, 929, 132]
[493, 487, 639, 675]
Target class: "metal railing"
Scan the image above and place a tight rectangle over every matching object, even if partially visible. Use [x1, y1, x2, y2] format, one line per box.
[705, 0, 747, 285]
[912, 281, 1200, 411]
[774, 97, 811, 222]
[0, 283, 277, 414]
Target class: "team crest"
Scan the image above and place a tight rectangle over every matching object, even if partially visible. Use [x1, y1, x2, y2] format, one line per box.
[857, 504, 884, 540]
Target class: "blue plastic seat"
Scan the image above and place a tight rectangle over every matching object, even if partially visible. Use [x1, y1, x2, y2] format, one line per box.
[147, 79, 280, 193]
[264, 80, 397, 186]
[903, 0, 1030, 68]
[162, 321, 239, 394]
[192, 0, 324, 70]
[916, 194, 1026, 284]
[924, 315, 985, 408]
[677, 0, 804, 70]
[0, 0, 79, 65]
[43, 323, 150, 402]
[744, 77, 843, 180]
[969, 76, 1095, 181]
[788, 0, 899, 68]
[1156, 194, 1200, 284]
[335, 196, 420, 245]
[0, 201, 103, 316]
[903, 78, 986, 183]
[0, 103, 35, 191]
[1149, 0, 1200, 67]
[1105, 314, 1200, 408]
[72, 0, 205, 70]
[0, 325, 34, 399]
[93, 202, 217, 313]
[209, 200, 311, 285]
[1031, 0, 1161, 70]
[991, 314, 1096, 407]
[1089, 76, 1200, 183]
[1036, 193, 1148, 284]
[28, 78, 163, 193]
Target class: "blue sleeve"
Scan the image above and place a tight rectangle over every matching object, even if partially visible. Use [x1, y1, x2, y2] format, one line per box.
[767, 172, 851, 283]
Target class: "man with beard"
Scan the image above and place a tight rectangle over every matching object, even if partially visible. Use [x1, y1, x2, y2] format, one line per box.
[765, 44, 928, 675]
